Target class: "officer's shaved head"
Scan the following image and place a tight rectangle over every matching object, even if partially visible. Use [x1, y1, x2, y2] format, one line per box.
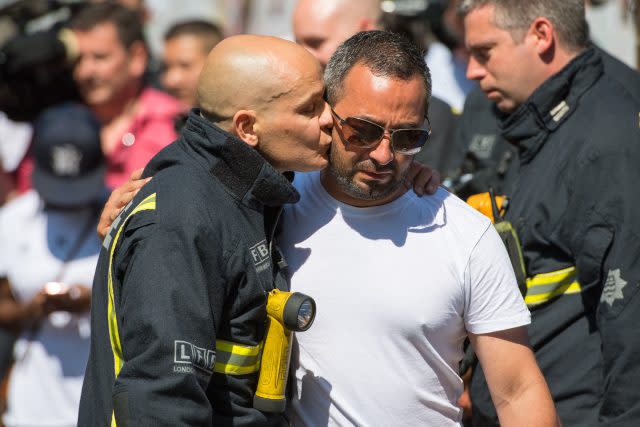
[293, 0, 381, 68]
[197, 34, 319, 125]
[196, 34, 333, 173]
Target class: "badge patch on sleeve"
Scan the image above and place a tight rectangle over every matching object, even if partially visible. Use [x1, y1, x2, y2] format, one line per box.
[599, 268, 640, 319]
[601, 269, 627, 306]
[174, 340, 216, 374]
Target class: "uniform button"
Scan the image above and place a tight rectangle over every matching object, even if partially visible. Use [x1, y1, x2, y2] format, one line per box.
[122, 132, 136, 147]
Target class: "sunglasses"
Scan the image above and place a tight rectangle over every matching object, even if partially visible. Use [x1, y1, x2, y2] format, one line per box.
[330, 107, 431, 155]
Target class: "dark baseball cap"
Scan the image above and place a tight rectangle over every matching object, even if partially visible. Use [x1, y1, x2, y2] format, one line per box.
[32, 102, 107, 207]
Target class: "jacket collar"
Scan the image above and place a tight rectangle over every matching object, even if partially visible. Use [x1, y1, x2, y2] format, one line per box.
[499, 47, 604, 164]
[180, 109, 299, 208]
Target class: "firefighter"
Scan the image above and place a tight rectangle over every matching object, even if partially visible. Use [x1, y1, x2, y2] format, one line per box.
[458, 1, 640, 425]
[78, 35, 333, 426]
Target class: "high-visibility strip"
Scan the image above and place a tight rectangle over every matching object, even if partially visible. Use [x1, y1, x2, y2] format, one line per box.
[213, 339, 262, 375]
[106, 193, 156, 427]
[525, 266, 581, 305]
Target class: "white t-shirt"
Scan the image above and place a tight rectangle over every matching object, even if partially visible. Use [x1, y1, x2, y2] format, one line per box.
[0, 190, 100, 427]
[280, 172, 530, 427]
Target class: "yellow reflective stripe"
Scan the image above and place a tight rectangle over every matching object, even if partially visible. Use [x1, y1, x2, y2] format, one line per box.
[216, 339, 262, 356]
[525, 266, 582, 305]
[107, 193, 156, 427]
[213, 339, 262, 375]
[527, 266, 576, 286]
[213, 361, 261, 375]
[107, 193, 157, 376]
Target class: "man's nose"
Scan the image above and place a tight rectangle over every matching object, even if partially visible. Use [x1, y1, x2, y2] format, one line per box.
[319, 102, 333, 132]
[162, 68, 181, 89]
[369, 136, 394, 166]
[74, 56, 93, 80]
[466, 56, 486, 81]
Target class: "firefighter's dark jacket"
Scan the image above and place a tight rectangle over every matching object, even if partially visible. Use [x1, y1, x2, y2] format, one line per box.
[469, 48, 640, 426]
[79, 110, 297, 426]
[452, 45, 640, 199]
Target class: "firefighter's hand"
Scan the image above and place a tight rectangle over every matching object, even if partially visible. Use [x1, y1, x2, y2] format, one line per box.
[457, 366, 473, 421]
[405, 161, 441, 196]
[97, 169, 150, 241]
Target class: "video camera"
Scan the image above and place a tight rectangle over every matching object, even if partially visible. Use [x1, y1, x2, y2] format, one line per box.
[0, 1, 89, 121]
[0, 0, 85, 34]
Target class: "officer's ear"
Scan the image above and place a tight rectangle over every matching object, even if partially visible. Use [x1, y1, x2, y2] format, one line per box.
[232, 110, 259, 147]
[528, 16, 555, 57]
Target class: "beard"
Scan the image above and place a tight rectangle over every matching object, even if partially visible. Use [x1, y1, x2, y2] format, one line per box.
[327, 145, 409, 202]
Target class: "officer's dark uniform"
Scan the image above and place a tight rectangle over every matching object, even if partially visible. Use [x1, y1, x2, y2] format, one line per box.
[414, 96, 462, 177]
[469, 47, 640, 426]
[79, 111, 296, 426]
[450, 46, 640, 200]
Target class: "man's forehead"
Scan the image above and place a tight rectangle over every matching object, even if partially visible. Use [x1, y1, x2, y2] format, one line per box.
[74, 21, 123, 46]
[464, 6, 505, 46]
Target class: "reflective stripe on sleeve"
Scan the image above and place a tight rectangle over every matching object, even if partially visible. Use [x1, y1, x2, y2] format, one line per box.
[213, 339, 262, 375]
[106, 193, 157, 427]
[525, 266, 581, 305]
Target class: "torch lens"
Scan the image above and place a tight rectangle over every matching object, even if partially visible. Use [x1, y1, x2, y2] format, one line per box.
[297, 300, 314, 330]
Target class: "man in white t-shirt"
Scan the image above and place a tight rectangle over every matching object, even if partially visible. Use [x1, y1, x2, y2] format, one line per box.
[279, 31, 558, 426]
[93, 30, 558, 427]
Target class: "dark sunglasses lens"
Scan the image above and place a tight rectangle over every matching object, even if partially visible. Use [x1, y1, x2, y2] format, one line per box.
[392, 129, 430, 154]
[342, 117, 384, 146]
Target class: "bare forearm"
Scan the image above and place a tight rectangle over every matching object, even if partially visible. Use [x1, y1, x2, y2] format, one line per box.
[471, 328, 560, 427]
[494, 377, 560, 427]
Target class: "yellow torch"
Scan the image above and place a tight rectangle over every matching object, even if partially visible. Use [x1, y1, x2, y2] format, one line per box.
[253, 289, 316, 413]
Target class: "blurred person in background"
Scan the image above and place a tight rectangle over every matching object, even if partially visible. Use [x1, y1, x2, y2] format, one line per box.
[0, 103, 105, 427]
[293, 0, 460, 176]
[161, 20, 224, 108]
[454, 1, 640, 425]
[0, 0, 152, 123]
[0, 2, 181, 191]
[0, 114, 32, 204]
[161, 19, 224, 132]
[69, 2, 181, 189]
[381, 0, 475, 113]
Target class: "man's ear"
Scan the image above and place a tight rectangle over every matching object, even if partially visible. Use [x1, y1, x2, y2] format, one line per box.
[127, 40, 148, 78]
[528, 17, 555, 56]
[232, 110, 259, 147]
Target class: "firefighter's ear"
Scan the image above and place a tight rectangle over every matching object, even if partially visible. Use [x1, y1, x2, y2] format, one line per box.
[528, 16, 554, 57]
[233, 110, 258, 147]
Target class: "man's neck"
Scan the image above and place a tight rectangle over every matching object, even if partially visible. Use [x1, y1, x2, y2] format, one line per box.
[544, 46, 583, 81]
[509, 45, 585, 113]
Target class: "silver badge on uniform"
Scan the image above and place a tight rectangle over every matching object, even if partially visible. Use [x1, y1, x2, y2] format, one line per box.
[601, 268, 628, 306]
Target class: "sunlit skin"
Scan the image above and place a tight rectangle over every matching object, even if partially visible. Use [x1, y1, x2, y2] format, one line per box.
[161, 34, 209, 107]
[73, 22, 146, 111]
[463, 5, 542, 112]
[321, 63, 427, 207]
[197, 35, 333, 173]
[293, 0, 378, 68]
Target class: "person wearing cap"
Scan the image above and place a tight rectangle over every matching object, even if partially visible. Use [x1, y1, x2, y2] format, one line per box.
[0, 102, 106, 427]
